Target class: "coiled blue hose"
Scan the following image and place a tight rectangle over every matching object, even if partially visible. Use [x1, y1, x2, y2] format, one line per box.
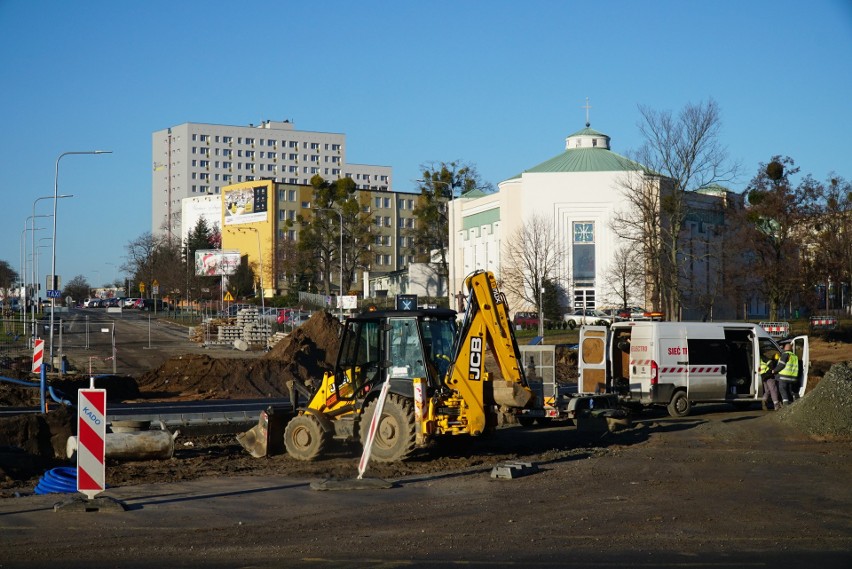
[34, 467, 77, 494]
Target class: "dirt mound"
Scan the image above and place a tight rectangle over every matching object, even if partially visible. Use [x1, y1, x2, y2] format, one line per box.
[775, 362, 852, 438]
[134, 310, 342, 400]
[0, 406, 74, 486]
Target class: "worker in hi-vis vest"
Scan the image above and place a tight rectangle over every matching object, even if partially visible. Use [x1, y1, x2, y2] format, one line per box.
[773, 342, 800, 406]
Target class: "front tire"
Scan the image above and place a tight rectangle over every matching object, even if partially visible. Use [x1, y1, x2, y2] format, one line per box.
[667, 390, 691, 417]
[284, 414, 330, 461]
[567, 320, 577, 330]
[359, 393, 417, 462]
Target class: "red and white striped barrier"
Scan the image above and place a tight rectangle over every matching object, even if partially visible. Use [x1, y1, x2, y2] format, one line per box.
[77, 388, 107, 499]
[32, 339, 44, 373]
[810, 316, 838, 330]
[759, 322, 790, 338]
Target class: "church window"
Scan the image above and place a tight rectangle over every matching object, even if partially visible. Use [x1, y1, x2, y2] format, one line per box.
[572, 222, 595, 282]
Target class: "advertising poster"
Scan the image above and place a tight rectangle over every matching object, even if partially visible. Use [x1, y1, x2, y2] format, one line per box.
[224, 185, 268, 225]
[195, 250, 241, 276]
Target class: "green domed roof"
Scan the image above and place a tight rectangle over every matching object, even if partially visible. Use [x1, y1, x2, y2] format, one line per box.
[507, 124, 645, 179]
[524, 147, 643, 173]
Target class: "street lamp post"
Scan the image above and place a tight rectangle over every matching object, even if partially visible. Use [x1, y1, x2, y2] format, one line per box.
[49, 150, 111, 377]
[314, 207, 344, 314]
[24, 216, 50, 336]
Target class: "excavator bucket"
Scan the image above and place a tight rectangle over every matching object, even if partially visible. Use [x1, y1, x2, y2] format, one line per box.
[236, 405, 293, 458]
[491, 380, 534, 408]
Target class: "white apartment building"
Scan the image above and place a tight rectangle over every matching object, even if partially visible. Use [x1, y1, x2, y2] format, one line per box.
[152, 120, 393, 240]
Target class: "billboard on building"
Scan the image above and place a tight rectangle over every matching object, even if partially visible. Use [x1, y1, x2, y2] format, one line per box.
[195, 250, 241, 276]
[223, 185, 268, 225]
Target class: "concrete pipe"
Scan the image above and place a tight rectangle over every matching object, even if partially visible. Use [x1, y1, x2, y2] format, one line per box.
[67, 429, 177, 461]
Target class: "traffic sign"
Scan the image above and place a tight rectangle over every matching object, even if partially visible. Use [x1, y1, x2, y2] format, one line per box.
[77, 388, 107, 499]
[397, 294, 418, 311]
[224, 291, 234, 301]
[32, 339, 44, 373]
[46, 289, 62, 299]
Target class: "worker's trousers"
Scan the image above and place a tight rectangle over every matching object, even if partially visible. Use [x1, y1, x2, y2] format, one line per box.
[762, 377, 781, 407]
[777, 378, 796, 403]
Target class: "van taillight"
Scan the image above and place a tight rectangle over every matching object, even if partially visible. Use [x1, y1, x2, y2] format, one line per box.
[650, 360, 659, 385]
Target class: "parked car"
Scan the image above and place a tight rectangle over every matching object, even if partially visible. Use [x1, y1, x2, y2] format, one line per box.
[617, 306, 647, 320]
[40, 315, 64, 333]
[139, 299, 172, 311]
[563, 309, 615, 329]
[88, 298, 103, 308]
[276, 308, 311, 326]
[512, 311, 543, 329]
[102, 298, 121, 308]
[123, 297, 140, 308]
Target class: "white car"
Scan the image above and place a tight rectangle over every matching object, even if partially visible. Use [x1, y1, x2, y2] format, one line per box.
[563, 309, 615, 329]
[123, 298, 140, 308]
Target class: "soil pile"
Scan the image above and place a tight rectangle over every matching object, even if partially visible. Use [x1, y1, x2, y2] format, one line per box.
[0, 406, 73, 486]
[775, 362, 852, 439]
[133, 310, 341, 400]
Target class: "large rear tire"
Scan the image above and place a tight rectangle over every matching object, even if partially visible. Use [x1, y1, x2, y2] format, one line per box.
[667, 390, 691, 417]
[284, 414, 329, 461]
[359, 393, 417, 462]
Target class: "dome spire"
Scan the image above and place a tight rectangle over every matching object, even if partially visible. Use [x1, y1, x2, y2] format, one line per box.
[582, 96, 592, 128]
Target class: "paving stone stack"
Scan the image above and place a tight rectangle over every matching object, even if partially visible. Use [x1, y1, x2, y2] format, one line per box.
[237, 308, 271, 345]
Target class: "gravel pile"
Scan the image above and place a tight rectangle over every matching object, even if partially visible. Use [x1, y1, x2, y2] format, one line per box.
[775, 362, 852, 438]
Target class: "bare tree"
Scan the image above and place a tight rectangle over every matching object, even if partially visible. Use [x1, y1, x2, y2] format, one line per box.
[615, 99, 739, 320]
[603, 244, 644, 309]
[501, 214, 566, 317]
[611, 170, 666, 314]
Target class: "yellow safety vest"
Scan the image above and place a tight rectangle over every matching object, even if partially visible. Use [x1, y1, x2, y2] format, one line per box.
[759, 359, 771, 375]
[778, 351, 799, 381]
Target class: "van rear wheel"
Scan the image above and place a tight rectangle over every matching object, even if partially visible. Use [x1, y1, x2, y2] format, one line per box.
[667, 391, 691, 417]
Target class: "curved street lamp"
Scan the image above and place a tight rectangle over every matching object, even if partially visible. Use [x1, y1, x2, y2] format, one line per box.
[49, 150, 111, 384]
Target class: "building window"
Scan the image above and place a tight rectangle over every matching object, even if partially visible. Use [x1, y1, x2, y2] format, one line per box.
[572, 221, 595, 282]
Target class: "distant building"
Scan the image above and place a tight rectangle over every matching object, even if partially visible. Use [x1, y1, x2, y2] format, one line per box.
[153, 120, 392, 240]
[450, 123, 740, 320]
[181, 195, 222, 245]
[217, 179, 423, 297]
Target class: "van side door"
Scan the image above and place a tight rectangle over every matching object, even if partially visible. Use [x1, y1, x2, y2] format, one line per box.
[577, 325, 609, 394]
[792, 335, 810, 397]
[684, 334, 728, 401]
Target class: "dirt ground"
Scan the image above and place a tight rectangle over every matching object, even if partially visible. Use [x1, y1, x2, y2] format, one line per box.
[1, 316, 851, 566]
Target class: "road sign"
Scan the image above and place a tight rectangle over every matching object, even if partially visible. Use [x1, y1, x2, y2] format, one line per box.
[152, 286, 159, 295]
[46, 289, 61, 299]
[139, 282, 146, 293]
[224, 291, 234, 301]
[397, 295, 418, 311]
[77, 388, 107, 499]
[32, 339, 44, 373]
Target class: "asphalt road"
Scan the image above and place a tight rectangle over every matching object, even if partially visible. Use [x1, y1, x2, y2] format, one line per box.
[0, 406, 850, 569]
[51, 307, 260, 377]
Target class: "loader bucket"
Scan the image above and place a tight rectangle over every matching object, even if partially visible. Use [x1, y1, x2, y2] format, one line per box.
[236, 405, 293, 458]
[491, 380, 534, 408]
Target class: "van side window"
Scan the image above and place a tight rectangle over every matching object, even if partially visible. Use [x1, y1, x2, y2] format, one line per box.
[687, 339, 727, 364]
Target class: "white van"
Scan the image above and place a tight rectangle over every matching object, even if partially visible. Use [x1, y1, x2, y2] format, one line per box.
[578, 321, 809, 417]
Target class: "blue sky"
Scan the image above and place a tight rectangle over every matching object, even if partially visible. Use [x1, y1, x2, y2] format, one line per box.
[1, 0, 850, 292]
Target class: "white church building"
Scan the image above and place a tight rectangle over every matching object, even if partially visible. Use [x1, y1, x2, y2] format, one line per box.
[449, 122, 737, 320]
